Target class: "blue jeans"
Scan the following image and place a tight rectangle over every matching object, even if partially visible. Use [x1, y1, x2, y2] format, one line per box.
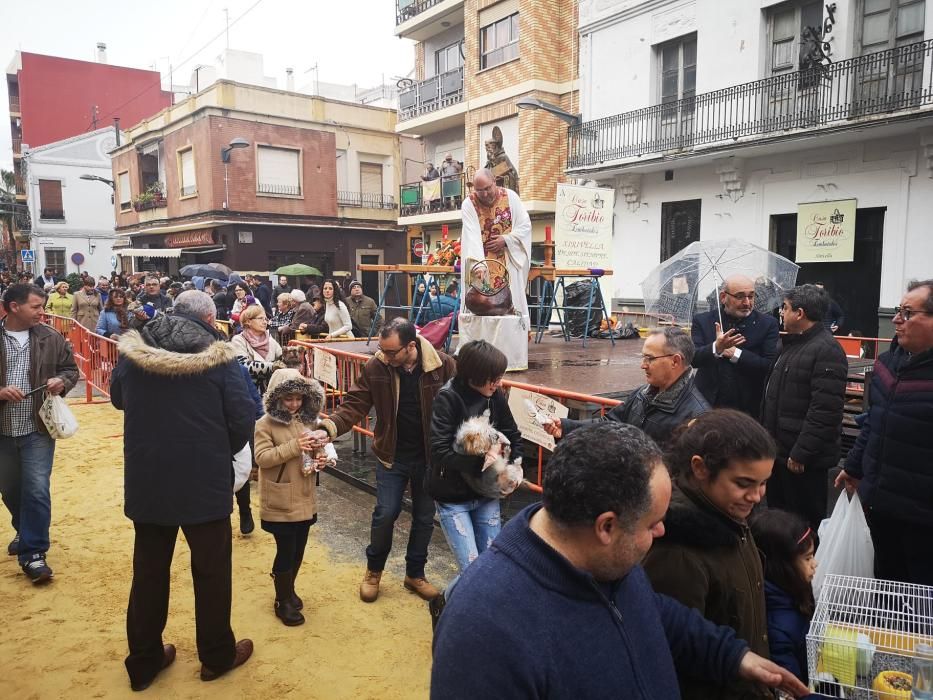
[436, 498, 501, 573]
[0, 431, 56, 564]
[366, 460, 435, 578]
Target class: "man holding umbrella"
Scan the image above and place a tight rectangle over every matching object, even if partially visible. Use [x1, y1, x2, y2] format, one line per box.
[691, 275, 779, 418]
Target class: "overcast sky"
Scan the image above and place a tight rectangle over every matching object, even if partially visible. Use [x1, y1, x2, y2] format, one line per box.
[0, 0, 414, 172]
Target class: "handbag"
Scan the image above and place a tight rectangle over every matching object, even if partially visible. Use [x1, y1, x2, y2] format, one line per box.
[39, 393, 79, 439]
[464, 259, 514, 316]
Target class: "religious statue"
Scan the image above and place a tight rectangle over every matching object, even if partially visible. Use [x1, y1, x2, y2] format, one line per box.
[484, 126, 519, 195]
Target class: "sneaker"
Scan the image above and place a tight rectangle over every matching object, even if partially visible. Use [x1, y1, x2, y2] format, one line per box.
[22, 557, 53, 584]
[404, 575, 440, 601]
[7, 533, 19, 556]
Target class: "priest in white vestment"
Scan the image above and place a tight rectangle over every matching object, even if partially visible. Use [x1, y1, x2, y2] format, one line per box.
[458, 168, 531, 371]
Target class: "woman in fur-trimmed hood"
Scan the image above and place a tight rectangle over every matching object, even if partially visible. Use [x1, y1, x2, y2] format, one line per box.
[254, 368, 335, 627]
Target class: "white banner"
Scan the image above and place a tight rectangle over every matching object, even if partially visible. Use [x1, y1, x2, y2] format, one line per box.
[554, 183, 615, 308]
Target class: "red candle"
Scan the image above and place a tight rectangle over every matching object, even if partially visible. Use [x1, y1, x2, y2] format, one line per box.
[545, 225, 552, 242]
[442, 224, 448, 241]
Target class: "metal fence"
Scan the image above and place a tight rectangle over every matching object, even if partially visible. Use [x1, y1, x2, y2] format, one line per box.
[568, 39, 933, 169]
[396, 0, 446, 25]
[399, 66, 464, 121]
[399, 172, 465, 216]
[258, 182, 301, 196]
[337, 191, 396, 209]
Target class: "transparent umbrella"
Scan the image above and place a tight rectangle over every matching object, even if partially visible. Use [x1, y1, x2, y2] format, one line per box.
[640, 239, 799, 326]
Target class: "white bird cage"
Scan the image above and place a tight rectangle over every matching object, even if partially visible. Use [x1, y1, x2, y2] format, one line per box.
[807, 574, 933, 698]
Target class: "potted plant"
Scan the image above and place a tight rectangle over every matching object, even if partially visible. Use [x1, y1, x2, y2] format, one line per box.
[133, 182, 166, 211]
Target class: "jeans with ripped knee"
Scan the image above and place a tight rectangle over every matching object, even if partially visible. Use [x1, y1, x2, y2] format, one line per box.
[435, 497, 501, 574]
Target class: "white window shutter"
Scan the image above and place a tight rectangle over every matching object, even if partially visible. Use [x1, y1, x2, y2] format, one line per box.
[257, 146, 300, 195]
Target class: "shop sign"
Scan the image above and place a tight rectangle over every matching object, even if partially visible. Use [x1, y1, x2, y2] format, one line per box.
[554, 183, 615, 301]
[795, 199, 856, 263]
[164, 229, 214, 248]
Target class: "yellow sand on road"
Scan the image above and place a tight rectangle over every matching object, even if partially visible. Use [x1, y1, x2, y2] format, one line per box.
[0, 401, 433, 699]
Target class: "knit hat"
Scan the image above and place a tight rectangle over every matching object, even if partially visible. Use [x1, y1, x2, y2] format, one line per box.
[348, 280, 362, 291]
[290, 289, 306, 303]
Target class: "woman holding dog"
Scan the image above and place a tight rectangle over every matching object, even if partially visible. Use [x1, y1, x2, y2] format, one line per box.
[429, 340, 523, 573]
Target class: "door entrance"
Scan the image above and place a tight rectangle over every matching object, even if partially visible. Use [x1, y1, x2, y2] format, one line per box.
[357, 251, 384, 300]
[771, 207, 885, 337]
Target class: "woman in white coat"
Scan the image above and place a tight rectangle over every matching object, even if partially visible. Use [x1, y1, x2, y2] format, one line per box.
[321, 279, 354, 339]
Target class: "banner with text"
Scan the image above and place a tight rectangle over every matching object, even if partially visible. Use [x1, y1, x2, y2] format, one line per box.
[554, 184, 615, 306]
[795, 199, 856, 263]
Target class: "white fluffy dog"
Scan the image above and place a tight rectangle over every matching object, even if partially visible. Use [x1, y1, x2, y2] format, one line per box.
[454, 410, 524, 497]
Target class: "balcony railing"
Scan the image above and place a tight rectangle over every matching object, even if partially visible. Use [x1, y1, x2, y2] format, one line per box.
[399, 66, 464, 121]
[337, 191, 396, 209]
[568, 39, 933, 169]
[12, 138, 22, 154]
[133, 195, 167, 212]
[258, 182, 301, 196]
[9, 96, 20, 112]
[399, 172, 465, 216]
[396, 0, 445, 25]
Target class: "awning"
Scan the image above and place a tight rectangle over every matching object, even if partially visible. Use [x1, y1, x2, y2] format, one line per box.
[116, 248, 182, 259]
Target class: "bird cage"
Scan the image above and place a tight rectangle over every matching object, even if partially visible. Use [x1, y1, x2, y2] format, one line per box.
[807, 574, 933, 698]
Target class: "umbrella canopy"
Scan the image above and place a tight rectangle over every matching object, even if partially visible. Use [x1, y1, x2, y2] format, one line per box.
[640, 239, 799, 326]
[273, 263, 323, 277]
[180, 263, 230, 281]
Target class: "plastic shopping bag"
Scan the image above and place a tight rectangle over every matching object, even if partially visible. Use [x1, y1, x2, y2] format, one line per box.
[812, 491, 874, 599]
[232, 444, 252, 493]
[39, 393, 78, 439]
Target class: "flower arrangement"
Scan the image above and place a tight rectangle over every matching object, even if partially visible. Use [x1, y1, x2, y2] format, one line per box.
[426, 238, 461, 267]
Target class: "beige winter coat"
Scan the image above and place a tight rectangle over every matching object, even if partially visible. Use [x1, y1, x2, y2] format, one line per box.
[254, 368, 333, 523]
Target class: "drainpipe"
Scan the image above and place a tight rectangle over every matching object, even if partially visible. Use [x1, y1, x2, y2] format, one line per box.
[113, 118, 120, 146]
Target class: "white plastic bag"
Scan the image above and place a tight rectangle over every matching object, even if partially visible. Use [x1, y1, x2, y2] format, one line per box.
[813, 491, 874, 599]
[39, 393, 78, 439]
[232, 444, 252, 493]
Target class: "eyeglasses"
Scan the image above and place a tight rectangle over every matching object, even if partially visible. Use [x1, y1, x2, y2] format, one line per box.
[379, 344, 409, 357]
[724, 291, 756, 302]
[894, 306, 932, 322]
[640, 353, 676, 364]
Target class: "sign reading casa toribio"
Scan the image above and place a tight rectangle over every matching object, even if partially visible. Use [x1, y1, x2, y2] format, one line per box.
[555, 183, 615, 303]
[795, 199, 856, 263]
[164, 230, 215, 248]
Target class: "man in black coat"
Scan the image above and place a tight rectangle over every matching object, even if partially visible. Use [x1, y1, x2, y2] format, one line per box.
[545, 327, 709, 447]
[761, 284, 848, 530]
[691, 275, 779, 418]
[837, 279, 933, 585]
[111, 290, 255, 691]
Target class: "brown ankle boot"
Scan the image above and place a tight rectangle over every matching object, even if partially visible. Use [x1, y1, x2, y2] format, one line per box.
[404, 575, 440, 601]
[359, 569, 382, 603]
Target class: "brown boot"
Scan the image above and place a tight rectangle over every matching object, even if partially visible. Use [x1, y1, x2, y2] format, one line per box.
[404, 575, 440, 601]
[360, 569, 382, 603]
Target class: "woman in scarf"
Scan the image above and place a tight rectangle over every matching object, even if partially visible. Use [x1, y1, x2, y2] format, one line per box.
[230, 303, 284, 395]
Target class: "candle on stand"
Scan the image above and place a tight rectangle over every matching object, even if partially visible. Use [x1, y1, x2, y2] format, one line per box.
[545, 225, 552, 242]
[442, 224, 448, 241]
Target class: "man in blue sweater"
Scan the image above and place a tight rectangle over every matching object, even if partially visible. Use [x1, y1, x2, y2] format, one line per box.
[431, 422, 808, 699]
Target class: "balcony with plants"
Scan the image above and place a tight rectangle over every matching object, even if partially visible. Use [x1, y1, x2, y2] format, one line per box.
[132, 182, 167, 213]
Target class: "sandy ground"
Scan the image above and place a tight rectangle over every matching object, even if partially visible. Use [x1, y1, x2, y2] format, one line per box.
[0, 400, 439, 699]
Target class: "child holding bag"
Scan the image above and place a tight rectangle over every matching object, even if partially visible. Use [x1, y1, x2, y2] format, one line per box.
[750, 508, 819, 691]
[254, 368, 335, 626]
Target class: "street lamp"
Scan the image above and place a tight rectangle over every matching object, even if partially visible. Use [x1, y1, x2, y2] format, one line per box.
[515, 97, 581, 126]
[220, 137, 250, 209]
[80, 173, 115, 204]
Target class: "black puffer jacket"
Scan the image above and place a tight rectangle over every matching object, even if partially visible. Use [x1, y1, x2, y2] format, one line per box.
[428, 378, 522, 503]
[560, 370, 709, 447]
[111, 313, 255, 526]
[761, 324, 847, 469]
[844, 342, 933, 526]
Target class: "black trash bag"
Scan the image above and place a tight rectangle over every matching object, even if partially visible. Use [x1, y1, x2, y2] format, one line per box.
[564, 280, 603, 338]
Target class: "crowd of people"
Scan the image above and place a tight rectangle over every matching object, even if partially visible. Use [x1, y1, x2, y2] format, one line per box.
[1, 265, 931, 697]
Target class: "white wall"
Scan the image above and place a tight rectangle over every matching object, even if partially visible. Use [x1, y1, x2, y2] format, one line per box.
[24, 128, 120, 278]
[600, 132, 932, 309]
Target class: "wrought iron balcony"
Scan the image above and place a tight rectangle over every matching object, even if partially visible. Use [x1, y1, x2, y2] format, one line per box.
[568, 40, 933, 170]
[258, 182, 301, 196]
[9, 96, 20, 113]
[397, 0, 445, 25]
[398, 67, 464, 121]
[399, 172, 465, 216]
[337, 191, 396, 209]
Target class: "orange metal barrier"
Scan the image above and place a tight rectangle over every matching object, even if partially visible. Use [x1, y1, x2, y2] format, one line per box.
[287, 341, 623, 494]
[44, 314, 119, 401]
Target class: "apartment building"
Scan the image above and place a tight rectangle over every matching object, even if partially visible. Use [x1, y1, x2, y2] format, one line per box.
[110, 81, 412, 293]
[570, 0, 932, 337]
[6, 48, 172, 251]
[394, 0, 579, 263]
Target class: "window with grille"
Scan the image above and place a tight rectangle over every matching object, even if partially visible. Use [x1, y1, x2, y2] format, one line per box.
[178, 147, 196, 197]
[44, 249, 65, 277]
[660, 199, 701, 262]
[257, 145, 301, 196]
[118, 171, 131, 212]
[657, 35, 697, 146]
[38, 179, 64, 220]
[856, 0, 926, 112]
[480, 13, 519, 69]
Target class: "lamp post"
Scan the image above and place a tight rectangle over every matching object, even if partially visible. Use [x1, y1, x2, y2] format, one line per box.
[220, 137, 250, 210]
[515, 97, 581, 126]
[80, 173, 116, 204]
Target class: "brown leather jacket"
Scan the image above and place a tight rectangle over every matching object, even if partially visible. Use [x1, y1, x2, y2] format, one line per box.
[321, 336, 456, 467]
[643, 480, 771, 700]
[0, 322, 80, 436]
